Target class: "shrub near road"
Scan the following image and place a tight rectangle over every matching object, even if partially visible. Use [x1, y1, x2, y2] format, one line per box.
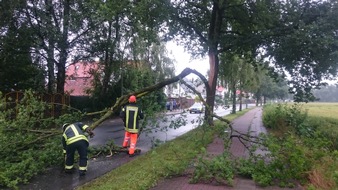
[0, 91, 83, 189]
[263, 103, 338, 190]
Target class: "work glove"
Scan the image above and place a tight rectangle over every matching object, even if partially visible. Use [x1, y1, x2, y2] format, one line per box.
[86, 128, 95, 138]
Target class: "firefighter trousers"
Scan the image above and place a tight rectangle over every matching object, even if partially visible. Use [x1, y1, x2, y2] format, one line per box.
[122, 131, 138, 155]
[65, 140, 88, 172]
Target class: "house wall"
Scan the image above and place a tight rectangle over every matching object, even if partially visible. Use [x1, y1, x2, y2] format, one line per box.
[64, 62, 99, 96]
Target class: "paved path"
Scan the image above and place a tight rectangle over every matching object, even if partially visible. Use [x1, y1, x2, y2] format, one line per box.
[151, 107, 303, 190]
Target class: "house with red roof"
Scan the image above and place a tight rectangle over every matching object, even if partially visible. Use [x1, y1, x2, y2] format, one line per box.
[64, 61, 100, 96]
[216, 86, 226, 98]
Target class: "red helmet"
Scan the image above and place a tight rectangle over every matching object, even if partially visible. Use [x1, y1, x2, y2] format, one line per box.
[129, 95, 136, 103]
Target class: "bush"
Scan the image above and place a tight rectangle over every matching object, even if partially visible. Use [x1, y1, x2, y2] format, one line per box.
[191, 152, 235, 186]
[262, 103, 307, 131]
[258, 103, 338, 189]
[0, 90, 83, 189]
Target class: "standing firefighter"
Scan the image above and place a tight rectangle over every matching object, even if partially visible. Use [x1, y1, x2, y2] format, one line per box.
[120, 95, 144, 157]
[62, 122, 94, 176]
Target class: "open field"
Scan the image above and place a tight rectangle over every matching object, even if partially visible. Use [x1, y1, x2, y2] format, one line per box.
[300, 102, 338, 119]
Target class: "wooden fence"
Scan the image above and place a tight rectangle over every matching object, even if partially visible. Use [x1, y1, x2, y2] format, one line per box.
[4, 91, 70, 118]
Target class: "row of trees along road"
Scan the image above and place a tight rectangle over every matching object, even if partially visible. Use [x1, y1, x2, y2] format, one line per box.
[1, 0, 338, 127]
[313, 84, 338, 102]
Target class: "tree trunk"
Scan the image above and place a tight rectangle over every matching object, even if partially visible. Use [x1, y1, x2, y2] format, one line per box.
[232, 84, 236, 114]
[255, 90, 261, 107]
[45, 0, 55, 93]
[204, 1, 224, 125]
[46, 42, 55, 93]
[101, 21, 113, 96]
[206, 50, 218, 125]
[56, 0, 70, 93]
[239, 81, 242, 111]
[56, 58, 67, 93]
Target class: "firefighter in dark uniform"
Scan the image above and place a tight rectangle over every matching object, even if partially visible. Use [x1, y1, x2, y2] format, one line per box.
[120, 95, 144, 157]
[62, 122, 94, 176]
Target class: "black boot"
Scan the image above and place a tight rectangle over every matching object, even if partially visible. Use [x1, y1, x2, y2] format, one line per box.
[65, 168, 75, 174]
[79, 170, 86, 176]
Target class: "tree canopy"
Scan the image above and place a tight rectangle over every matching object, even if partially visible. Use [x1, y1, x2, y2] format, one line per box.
[150, 0, 338, 124]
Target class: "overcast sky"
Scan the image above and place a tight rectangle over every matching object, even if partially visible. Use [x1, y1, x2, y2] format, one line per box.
[166, 42, 338, 85]
[166, 41, 209, 78]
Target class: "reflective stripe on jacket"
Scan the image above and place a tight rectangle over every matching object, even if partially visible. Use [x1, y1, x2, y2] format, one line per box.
[120, 103, 143, 133]
[63, 123, 88, 145]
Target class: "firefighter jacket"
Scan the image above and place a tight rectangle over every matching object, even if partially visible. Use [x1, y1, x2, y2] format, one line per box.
[62, 122, 89, 153]
[120, 103, 144, 133]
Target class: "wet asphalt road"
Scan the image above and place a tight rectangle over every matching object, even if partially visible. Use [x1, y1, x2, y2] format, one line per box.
[19, 105, 251, 190]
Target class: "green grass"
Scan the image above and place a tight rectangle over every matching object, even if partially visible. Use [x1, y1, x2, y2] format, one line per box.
[302, 103, 338, 189]
[302, 102, 338, 119]
[302, 102, 338, 149]
[77, 108, 254, 190]
[264, 102, 338, 189]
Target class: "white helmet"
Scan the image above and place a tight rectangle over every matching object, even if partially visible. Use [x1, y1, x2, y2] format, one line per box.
[62, 123, 70, 131]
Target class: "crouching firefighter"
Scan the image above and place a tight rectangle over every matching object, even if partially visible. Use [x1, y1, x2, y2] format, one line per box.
[120, 95, 144, 157]
[62, 122, 94, 176]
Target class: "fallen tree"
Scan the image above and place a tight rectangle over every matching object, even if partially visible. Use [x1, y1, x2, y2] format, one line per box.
[89, 67, 257, 148]
[89, 67, 210, 130]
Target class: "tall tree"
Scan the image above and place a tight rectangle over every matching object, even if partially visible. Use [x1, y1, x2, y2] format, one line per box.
[313, 84, 338, 102]
[161, 0, 338, 123]
[83, 0, 175, 110]
[263, 0, 338, 102]
[82, 0, 134, 98]
[219, 53, 241, 114]
[0, 0, 45, 92]
[23, 0, 97, 93]
[163, 0, 283, 123]
[253, 67, 289, 105]
[238, 57, 257, 111]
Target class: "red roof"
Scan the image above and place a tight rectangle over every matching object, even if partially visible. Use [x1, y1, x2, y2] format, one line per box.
[64, 62, 99, 96]
[217, 86, 224, 92]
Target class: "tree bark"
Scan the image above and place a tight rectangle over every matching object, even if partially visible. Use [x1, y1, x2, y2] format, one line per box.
[239, 80, 242, 111]
[232, 84, 236, 114]
[45, 0, 56, 93]
[206, 50, 218, 124]
[101, 20, 113, 96]
[46, 41, 55, 93]
[205, 0, 224, 125]
[56, 0, 70, 93]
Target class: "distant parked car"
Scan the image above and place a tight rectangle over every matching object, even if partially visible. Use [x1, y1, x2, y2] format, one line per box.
[188, 102, 204, 114]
